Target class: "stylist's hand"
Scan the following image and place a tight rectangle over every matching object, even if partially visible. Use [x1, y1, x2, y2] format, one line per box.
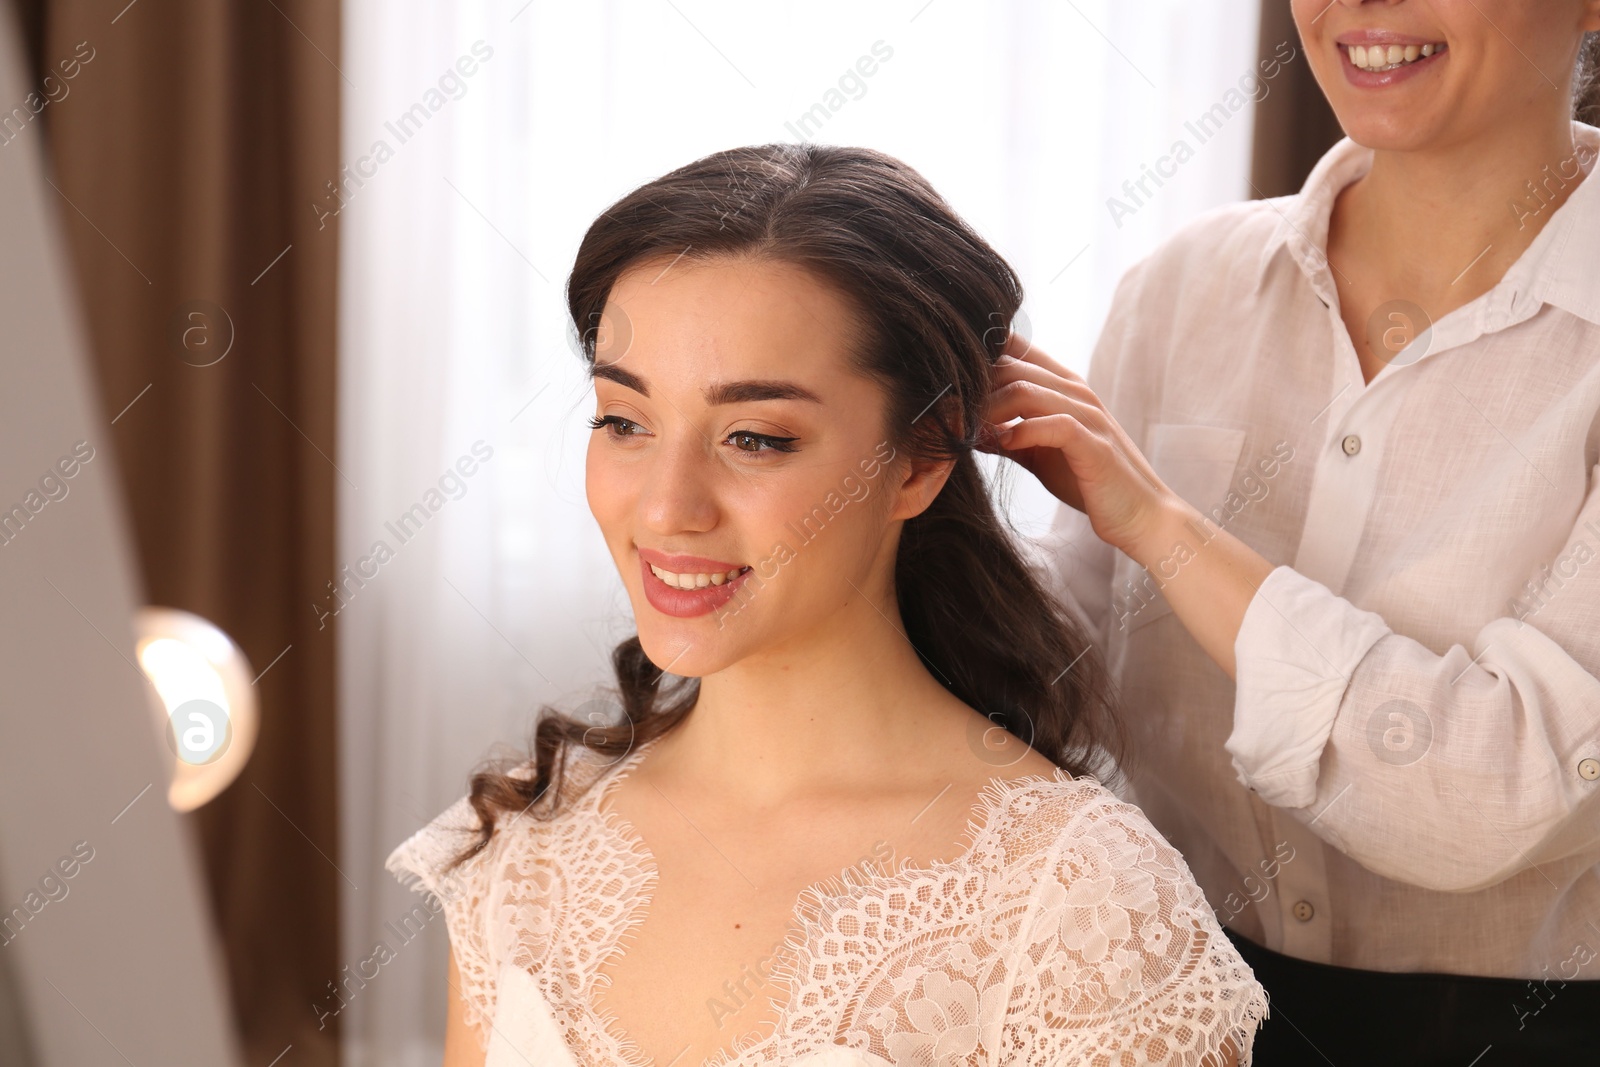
[978, 332, 1177, 561]
[980, 331, 1276, 681]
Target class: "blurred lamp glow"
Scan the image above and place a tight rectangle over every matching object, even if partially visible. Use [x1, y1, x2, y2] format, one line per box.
[134, 607, 259, 811]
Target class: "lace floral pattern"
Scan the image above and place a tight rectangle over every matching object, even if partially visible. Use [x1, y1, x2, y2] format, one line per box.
[387, 741, 1268, 1066]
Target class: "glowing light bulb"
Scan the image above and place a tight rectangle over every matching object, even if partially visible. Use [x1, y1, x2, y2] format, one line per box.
[134, 608, 259, 811]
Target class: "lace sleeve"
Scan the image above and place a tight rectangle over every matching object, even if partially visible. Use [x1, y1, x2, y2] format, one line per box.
[1003, 790, 1269, 1066]
[385, 795, 500, 1048]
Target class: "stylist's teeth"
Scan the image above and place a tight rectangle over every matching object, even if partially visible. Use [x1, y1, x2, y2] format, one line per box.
[1347, 41, 1443, 71]
[710, 571, 725, 585]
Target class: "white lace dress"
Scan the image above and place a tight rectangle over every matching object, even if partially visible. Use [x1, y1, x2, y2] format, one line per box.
[387, 738, 1268, 1066]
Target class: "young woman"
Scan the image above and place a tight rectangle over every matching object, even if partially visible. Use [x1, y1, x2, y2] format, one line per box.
[388, 145, 1267, 1066]
[985, 1, 1600, 1062]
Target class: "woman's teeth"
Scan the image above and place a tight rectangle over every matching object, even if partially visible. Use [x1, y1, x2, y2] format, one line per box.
[1347, 42, 1442, 71]
[649, 562, 747, 589]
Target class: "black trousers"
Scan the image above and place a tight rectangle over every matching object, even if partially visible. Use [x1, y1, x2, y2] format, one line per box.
[1224, 928, 1600, 1065]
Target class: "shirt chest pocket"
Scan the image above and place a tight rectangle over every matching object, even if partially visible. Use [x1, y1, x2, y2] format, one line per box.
[1110, 422, 1247, 635]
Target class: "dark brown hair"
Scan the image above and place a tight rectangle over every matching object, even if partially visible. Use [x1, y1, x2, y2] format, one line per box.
[1579, 31, 1600, 126]
[451, 143, 1123, 867]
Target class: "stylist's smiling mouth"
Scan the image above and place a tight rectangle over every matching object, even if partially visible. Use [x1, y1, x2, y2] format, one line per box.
[1337, 30, 1448, 87]
[1288, 0, 1556, 152]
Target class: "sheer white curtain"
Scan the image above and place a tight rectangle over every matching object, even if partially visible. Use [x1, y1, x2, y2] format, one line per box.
[337, 2, 1262, 1062]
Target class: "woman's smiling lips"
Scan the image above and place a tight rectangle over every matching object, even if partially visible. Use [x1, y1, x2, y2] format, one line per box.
[636, 547, 754, 618]
[1336, 29, 1448, 89]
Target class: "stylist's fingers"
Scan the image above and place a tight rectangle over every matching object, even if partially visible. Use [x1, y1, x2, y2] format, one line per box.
[991, 355, 1097, 410]
[1001, 330, 1086, 385]
[995, 412, 1109, 479]
[997, 409, 1083, 443]
[985, 379, 1109, 437]
[999, 411, 1165, 547]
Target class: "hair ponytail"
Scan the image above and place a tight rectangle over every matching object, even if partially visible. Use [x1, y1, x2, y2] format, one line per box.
[451, 143, 1122, 867]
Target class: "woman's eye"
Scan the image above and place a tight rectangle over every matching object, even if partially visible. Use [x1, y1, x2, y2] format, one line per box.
[728, 430, 799, 454]
[589, 415, 795, 454]
[587, 414, 644, 438]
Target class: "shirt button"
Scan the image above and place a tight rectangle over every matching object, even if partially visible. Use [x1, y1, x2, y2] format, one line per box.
[1580, 758, 1600, 781]
[1341, 434, 1361, 456]
[1292, 900, 1315, 922]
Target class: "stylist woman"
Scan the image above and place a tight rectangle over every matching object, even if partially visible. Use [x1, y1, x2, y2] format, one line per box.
[984, 1, 1600, 1062]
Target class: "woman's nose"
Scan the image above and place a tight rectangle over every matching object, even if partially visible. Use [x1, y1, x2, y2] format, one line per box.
[637, 432, 719, 535]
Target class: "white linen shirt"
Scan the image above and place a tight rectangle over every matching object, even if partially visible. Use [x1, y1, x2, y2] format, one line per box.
[1038, 124, 1600, 977]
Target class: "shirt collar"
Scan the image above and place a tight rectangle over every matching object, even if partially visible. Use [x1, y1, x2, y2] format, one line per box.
[1255, 122, 1600, 329]
[1254, 136, 1371, 298]
[1501, 121, 1600, 327]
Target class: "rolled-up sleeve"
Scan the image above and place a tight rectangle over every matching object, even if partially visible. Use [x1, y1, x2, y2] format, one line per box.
[1225, 565, 1390, 804]
[1226, 488, 1600, 892]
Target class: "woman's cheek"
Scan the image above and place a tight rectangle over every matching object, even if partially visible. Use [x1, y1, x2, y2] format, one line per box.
[584, 440, 630, 541]
[784, 480, 880, 591]
[723, 475, 810, 576]
[583, 440, 605, 521]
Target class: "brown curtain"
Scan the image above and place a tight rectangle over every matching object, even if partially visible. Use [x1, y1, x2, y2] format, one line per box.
[1252, 0, 1344, 197]
[20, 1, 340, 1064]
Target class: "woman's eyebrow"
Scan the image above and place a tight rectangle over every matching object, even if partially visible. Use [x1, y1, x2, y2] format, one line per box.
[590, 361, 822, 404]
[705, 379, 822, 405]
[591, 360, 649, 394]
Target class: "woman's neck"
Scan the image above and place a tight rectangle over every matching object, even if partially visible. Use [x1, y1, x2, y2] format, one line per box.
[1331, 113, 1589, 314]
[648, 589, 969, 809]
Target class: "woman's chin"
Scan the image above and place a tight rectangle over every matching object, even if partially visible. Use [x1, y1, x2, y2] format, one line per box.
[1329, 104, 1460, 156]
[636, 628, 725, 680]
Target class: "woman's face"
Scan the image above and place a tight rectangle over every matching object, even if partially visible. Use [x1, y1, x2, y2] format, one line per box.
[1294, 0, 1600, 150]
[585, 254, 936, 678]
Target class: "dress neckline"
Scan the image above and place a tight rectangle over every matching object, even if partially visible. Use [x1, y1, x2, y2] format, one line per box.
[567, 733, 1085, 1067]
